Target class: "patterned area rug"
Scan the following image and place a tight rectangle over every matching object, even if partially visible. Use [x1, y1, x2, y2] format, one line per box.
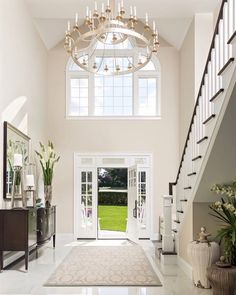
[45, 245, 162, 286]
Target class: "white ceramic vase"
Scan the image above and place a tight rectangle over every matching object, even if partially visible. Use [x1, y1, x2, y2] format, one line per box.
[188, 241, 220, 288]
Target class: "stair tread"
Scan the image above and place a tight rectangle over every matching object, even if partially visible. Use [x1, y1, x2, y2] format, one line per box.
[192, 155, 202, 161]
[197, 136, 208, 144]
[187, 172, 196, 176]
[184, 186, 192, 190]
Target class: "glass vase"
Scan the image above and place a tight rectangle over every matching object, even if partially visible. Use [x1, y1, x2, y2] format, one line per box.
[44, 185, 52, 207]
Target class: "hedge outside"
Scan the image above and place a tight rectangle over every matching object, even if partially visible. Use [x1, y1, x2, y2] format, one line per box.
[98, 192, 127, 206]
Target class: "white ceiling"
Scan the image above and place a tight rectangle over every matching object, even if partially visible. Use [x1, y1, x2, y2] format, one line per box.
[26, 0, 220, 50]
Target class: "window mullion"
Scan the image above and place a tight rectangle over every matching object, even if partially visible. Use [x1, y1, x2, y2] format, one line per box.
[89, 72, 94, 115]
[133, 52, 139, 116]
[66, 72, 71, 117]
[133, 72, 139, 116]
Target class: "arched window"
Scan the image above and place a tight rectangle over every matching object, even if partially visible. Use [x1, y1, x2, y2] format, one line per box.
[66, 46, 161, 118]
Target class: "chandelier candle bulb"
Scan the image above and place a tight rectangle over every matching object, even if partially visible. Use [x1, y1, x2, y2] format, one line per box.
[75, 13, 78, 24]
[94, 1, 97, 11]
[145, 13, 148, 24]
[134, 7, 137, 17]
[67, 21, 71, 31]
[130, 6, 133, 17]
[13, 154, 23, 167]
[101, 3, 105, 13]
[86, 6, 89, 17]
[153, 21, 156, 32]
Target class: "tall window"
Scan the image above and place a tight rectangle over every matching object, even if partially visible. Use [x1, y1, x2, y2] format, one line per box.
[66, 45, 161, 118]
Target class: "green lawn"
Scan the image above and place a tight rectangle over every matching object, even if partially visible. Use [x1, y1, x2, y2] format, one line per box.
[98, 205, 127, 232]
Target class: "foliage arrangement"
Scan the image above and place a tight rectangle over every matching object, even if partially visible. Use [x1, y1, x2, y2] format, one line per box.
[35, 141, 60, 186]
[210, 180, 236, 265]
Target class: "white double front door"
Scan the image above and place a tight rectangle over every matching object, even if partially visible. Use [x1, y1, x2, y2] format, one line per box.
[74, 155, 151, 240]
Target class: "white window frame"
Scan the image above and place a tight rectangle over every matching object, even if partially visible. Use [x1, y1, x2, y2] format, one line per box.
[66, 50, 161, 119]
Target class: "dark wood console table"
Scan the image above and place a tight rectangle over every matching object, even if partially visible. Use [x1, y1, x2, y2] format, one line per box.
[0, 206, 56, 271]
[37, 206, 56, 247]
[0, 208, 37, 271]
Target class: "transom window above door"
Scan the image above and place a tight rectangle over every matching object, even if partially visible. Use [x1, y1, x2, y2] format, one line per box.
[66, 44, 161, 118]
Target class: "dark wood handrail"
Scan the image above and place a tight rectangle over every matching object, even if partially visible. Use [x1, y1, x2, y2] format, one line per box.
[169, 0, 228, 195]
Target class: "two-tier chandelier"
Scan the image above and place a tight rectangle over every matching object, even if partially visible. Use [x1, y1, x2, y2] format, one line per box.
[64, 0, 159, 75]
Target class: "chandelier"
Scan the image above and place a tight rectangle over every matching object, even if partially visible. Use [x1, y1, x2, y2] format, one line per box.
[64, 0, 159, 75]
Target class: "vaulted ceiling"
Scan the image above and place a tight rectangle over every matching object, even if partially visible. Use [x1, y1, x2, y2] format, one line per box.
[26, 0, 220, 50]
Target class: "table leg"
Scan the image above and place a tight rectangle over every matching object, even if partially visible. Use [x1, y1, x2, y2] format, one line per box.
[0, 251, 3, 272]
[25, 250, 29, 271]
[53, 234, 56, 248]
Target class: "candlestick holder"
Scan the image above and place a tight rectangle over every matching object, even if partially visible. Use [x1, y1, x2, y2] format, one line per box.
[24, 186, 36, 207]
[11, 165, 26, 209]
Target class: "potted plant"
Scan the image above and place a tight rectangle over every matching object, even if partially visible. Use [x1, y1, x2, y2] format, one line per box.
[35, 141, 60, 207]
[209, 179, 236, 266]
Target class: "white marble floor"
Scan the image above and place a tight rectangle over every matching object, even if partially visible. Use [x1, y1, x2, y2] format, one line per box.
[98, 230, 127, 239]
[0, 236, 213, 295]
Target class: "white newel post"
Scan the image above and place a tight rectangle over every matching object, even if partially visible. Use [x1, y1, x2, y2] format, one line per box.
[162, 195, 174, 252]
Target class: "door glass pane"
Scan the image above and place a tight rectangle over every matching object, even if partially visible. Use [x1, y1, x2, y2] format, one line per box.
[82, 172, 86, 183]
[138, 171, 146, 228]
[87, 172, 92, 182]
[80, 171, 93, 230]
[141, 171, 146, 182]
[81, 195, 86, 204]
[87, 184, 92, 194]
[82, 184, 86, 194]
[87, 195, 92, 206]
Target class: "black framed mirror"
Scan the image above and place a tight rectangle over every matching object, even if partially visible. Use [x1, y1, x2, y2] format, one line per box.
[3, 121, 30, 199]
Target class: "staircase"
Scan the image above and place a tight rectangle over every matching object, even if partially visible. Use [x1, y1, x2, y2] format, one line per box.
[161, 0, 236, 254]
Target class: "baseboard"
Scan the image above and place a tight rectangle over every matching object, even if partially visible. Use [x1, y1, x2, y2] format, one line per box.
[56, 233, 74, 240]
[178, 255, 192, 280]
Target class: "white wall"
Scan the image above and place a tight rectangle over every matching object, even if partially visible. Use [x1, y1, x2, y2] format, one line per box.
[47, 42, 180, 234]
[179, 14, 213, 153]
[179, 20, 195, 152]
[0, 0, 48, 208]
[194, 13, 214, 98]
[178, 13, 214, 263]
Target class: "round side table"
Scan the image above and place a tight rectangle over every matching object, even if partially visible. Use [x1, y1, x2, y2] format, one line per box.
[207, 265, 236, 295]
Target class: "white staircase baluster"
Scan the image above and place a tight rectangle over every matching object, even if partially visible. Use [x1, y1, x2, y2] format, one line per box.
[223, 3, 229, 64]
[219, 20, 224, 71]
